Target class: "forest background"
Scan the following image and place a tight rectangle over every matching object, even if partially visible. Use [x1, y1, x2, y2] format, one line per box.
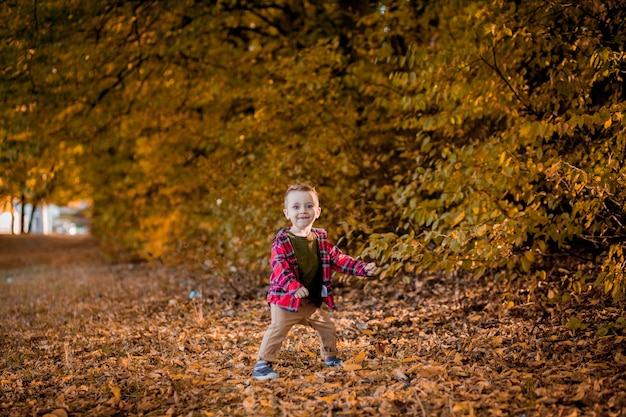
[1, 0, 625, 299]
[1, 0, 626, 416]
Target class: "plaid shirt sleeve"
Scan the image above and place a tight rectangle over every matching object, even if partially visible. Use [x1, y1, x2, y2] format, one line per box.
[327, 244, 367, 276]
[315, 228, 368, 277]
[266, 229, 304, 312]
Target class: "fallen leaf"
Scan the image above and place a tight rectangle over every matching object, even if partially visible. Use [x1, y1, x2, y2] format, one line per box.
[418, 365, 446, 378]
[342, 363, 363, 371]
[138, 401, 156, 411]
[491, 336, 503, 347]
[571, 385, 587, 402]
[108, 385, 121, 407]
[317, 394, 339, 404]
[109, 385, 121, 400]
[392, 368, 408, 381]
[242, 396, 255, 414]
[468, 314, 482, 323]
[353, 351, 367, 363]
[43, 410, 68, 417]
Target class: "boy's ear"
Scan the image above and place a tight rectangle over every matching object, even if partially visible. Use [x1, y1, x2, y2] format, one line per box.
[315, 206, 322, 218]
[283, 208, 289, 219]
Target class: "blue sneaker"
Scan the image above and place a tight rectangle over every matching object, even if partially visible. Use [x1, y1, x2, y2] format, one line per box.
[252, 361, 278, 380]
[324, 357, 342, 367]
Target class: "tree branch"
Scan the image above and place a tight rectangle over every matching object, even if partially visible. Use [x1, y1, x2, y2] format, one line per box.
[479, 48, 539, 118]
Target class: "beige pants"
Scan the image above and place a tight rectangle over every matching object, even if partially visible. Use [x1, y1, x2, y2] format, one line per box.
[257, 299, 338, 362]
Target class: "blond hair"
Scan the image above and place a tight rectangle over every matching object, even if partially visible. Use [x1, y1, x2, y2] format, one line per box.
[284, 183, 319, 207]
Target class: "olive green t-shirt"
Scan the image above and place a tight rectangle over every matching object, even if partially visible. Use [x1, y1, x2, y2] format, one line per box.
[287, 231, 323, 306]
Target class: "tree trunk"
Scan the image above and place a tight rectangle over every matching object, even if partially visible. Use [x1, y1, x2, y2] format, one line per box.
[20, 193, 26, 235]
[28, 201, 38, 234]
[10, 199, 15, 235]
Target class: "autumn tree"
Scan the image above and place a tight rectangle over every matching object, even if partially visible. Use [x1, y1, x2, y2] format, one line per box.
[361, 0, 626, 298]
[0, 0, 87, 233]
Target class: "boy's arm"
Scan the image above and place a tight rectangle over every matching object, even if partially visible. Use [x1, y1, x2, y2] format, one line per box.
[327, 244, 376, 277]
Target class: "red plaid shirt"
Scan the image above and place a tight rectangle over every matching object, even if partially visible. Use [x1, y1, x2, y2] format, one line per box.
[267, 227, 369, 312]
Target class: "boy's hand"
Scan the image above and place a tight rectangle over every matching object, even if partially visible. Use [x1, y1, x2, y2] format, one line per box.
[363, 262, 377, 277]
[294, 287, 309, 299]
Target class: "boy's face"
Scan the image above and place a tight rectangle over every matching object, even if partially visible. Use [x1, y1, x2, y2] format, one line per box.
[283, 190, 321, 232]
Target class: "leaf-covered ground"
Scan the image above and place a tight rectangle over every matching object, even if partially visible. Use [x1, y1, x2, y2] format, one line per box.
[1, 236, 625, 417]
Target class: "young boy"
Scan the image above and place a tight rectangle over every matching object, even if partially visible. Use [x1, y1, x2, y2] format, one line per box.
[252, 183, 376, 380]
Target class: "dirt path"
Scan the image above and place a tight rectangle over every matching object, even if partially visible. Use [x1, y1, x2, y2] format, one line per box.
[0, 234, 106, 269]
[0, 235, 625, 416]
